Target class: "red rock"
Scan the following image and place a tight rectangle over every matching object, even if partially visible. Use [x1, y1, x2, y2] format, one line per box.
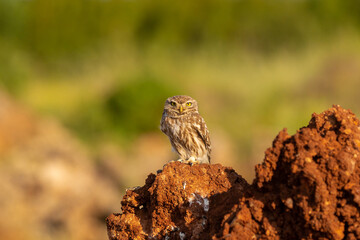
[107, 163, 248, 239]
[107, 105, 360, 239]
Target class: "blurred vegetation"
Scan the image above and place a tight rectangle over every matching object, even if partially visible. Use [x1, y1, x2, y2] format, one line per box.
[1, 0, 360, 64]
[67, 75, 179, 142]
[1, 0, 360, 159]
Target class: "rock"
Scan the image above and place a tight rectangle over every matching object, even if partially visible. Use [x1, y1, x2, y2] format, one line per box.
[107, 105, 360, 239]
[107, 162, 248, 239]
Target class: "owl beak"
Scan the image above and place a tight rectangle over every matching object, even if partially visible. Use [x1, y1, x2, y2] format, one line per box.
[179, 106, 184, 113]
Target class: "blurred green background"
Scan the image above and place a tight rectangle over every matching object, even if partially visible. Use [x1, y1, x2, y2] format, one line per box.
[2, 0, 360, 152]
[1, 0, 360, 239]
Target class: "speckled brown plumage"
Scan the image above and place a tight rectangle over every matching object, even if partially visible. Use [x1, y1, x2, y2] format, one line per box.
[160, 95, 211, 164]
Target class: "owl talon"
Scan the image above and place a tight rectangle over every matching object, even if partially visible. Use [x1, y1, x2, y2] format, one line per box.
[189, 160, 197, 166]
[165, 159, 184, 167]
[179, 157, 197, 166]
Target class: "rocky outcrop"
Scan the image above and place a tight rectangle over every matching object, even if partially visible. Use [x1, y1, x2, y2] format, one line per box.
[107, 163, 248, 239]
[107, 105, 360, 239]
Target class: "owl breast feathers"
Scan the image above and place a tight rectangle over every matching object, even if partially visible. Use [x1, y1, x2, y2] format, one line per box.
[160, 95, 211, 164]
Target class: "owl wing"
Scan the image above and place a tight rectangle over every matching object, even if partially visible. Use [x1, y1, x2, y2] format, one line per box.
[160, 113, 166, 133]
[193, 115, 211, 159]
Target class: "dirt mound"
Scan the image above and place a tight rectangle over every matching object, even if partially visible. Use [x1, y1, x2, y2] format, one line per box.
[106, 105, 360, 239]
[220, 105, 360, 240]
[107, 163, 249, 239]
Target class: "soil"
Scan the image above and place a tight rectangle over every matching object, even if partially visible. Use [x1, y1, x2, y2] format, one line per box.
[106, 105, 360, 239]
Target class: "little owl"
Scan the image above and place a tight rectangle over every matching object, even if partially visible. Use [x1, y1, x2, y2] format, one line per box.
[160, 95, 211, 164]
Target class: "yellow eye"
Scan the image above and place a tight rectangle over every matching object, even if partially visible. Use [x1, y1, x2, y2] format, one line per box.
[186, 102, 192, 106]
[170, 101, 176, 106]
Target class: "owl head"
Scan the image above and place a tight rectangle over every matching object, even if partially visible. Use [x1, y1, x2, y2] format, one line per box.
[163, 95, 199, 117]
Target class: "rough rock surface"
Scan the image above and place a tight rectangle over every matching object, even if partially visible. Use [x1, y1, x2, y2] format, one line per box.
[107, 105, 360, 240]
[107, 163, 249, 239]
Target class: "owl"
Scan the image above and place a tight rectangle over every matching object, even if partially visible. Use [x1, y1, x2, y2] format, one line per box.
[160, 95, 211, 164]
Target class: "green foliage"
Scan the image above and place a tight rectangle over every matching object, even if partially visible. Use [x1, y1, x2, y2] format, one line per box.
[0, 0, 360, 66]
[1, 0, 360, 156]
[104, 75, 179, 137]
[0, 42, 30, 93]
[65, 75, 180, 142]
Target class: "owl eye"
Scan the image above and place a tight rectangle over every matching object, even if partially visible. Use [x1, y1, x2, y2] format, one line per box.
[170, 101, 176, 107]
[186, 102, 192, 106]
